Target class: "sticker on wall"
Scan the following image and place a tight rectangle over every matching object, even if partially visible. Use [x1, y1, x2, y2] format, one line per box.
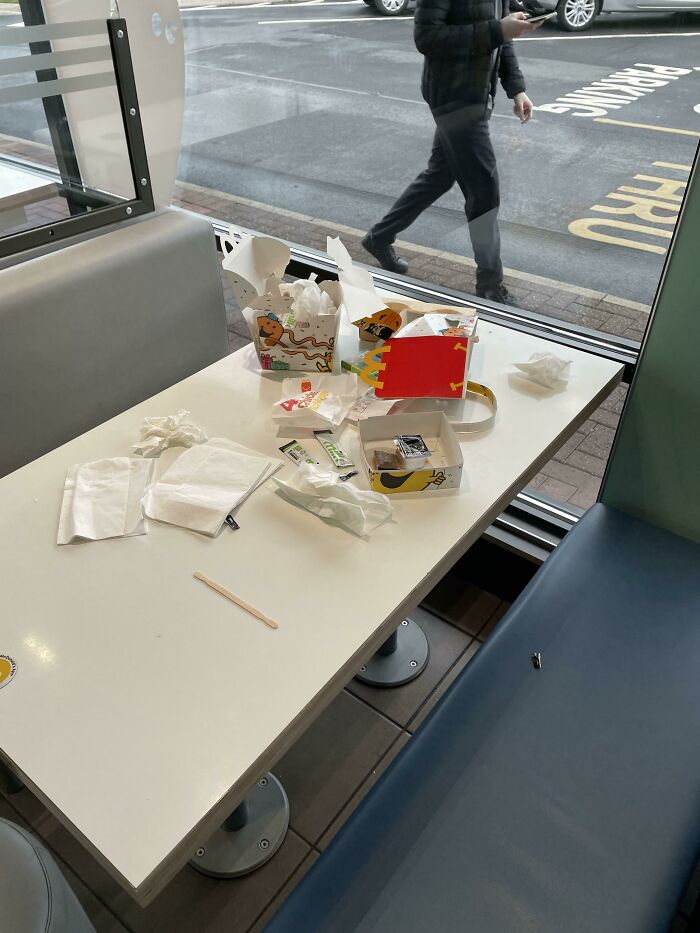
[0, 656, 17, 690]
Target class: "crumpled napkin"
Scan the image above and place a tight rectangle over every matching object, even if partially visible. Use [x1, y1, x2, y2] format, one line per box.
[273, 463, 392, 537]
[513, 352, 571, 389]
[288, 275, 335, 322]
[133, 410, 208, 457]
[57, 457, 154, 545]
[142, 438, 282, 536]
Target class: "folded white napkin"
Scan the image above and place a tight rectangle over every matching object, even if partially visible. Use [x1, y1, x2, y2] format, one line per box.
[58, 457, 154, 545]
[142, 438, 282, 536]
[273, 463, 392, 537]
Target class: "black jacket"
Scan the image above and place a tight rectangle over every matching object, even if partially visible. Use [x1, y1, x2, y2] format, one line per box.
[414, 0, 526, 114]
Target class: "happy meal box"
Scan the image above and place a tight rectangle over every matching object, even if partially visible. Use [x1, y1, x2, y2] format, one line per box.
[222, 232, 342, 373]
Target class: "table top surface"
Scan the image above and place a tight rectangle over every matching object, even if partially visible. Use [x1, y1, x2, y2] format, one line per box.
[0, 163, 56, 210]
[0, 317, 622, 901]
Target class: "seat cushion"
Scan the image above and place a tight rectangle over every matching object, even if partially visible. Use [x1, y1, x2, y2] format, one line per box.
[0, 208, 228, 477]
[0, 818, 95, 933]
[264, 504, 700, 933]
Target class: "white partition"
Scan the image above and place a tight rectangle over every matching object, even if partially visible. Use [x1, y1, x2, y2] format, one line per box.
[41, 0, 184, 206]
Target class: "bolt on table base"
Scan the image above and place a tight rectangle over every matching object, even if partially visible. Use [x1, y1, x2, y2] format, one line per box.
[190, 774, 289, 878]
[355, 619, 429, 688]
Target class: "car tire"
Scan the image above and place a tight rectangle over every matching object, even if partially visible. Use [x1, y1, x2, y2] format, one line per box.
[556, 0, 598, 30]
[373, 0, 410, 15]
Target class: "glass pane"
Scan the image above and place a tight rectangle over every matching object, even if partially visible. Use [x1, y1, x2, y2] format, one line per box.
[176, 4, 699, 518]
[0, 13, 136, 243]
[177, 5, 699, 339]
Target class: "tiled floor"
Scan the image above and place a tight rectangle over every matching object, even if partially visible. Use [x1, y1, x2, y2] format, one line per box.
[0, 574, 504, 933]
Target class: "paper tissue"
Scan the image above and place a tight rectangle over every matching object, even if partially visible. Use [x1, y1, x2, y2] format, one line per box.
[273, 463, 392, 536]
[57, 457, 154, 545]
[133, 410, 207, 457]
[142, 438, 282, 536]
[513, 352, 571, 389]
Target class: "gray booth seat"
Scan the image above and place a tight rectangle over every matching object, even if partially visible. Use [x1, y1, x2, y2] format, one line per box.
[0, 818, 96, 933]
[0, 209, 228, 478]
[263, 504, 700, 933]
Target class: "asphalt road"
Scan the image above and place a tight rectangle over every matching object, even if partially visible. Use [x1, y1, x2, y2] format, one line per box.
[2, 3, 700, 301]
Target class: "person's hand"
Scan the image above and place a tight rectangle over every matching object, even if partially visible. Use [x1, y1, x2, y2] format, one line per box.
[500, 12, 542, 40]
[513, 92, 534, 123]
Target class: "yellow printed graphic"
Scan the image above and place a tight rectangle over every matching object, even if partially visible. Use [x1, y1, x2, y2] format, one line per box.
[0, 656, 16, 688]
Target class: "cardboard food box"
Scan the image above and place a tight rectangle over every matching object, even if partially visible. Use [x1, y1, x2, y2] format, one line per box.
[223, 232, 341, 372]
[357, 335, 472, 400]
[359, 412, 463, 494]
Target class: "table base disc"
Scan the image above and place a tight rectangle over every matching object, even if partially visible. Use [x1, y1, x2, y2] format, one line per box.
[189, 774, 289, 878]
[355, 619, 429, 687]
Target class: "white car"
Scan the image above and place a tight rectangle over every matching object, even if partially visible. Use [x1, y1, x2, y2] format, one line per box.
[523, 0, 700, 30]
[368, 0, 700, 30]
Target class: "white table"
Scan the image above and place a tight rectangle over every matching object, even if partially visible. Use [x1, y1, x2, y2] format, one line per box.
[0, 320, 622, 904]
[0, 163, 56, 231]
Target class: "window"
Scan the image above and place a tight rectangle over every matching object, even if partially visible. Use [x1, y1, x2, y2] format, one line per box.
[0, 10, 153, 258]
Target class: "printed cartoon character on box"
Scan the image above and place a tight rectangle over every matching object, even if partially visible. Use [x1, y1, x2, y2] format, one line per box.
[354, 308, 403, 342]
[258, 313, 334, 372]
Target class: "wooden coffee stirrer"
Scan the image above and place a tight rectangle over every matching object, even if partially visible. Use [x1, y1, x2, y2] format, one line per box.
[194, 572, 279, 630]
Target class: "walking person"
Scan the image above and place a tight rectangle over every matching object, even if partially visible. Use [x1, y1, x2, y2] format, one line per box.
[362, 0, 541, 305]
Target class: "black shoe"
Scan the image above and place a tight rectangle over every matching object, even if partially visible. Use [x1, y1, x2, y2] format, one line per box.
[476, 284, 517, 307]
[361, 233, 409, 275]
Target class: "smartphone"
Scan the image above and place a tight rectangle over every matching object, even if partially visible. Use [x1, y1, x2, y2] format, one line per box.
[526, 11, 557, 20]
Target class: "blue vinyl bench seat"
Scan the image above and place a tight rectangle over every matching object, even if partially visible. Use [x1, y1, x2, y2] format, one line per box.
[264, 503, 700, 933]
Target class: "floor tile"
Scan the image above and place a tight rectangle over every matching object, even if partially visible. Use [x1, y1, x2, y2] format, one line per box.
[248, 849, 320, 932]
[317, 732, 410, 851]
[477, 601, 511, 643]
[272, 690, 400, 846]
[346, 608, 473, 728]
[0, 793, 129, 932]
[3, 787, 310, 933]
[408, 639, 481, 734]
[421, 576, 502, 637]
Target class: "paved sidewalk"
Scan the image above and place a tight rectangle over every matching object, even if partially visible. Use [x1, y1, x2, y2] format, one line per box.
[175, 180, 650, 344]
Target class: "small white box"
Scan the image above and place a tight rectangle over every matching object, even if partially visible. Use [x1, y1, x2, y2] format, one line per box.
[359, 412, 463, 495]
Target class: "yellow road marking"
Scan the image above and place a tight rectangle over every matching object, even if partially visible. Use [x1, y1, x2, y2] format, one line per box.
[594, 118, 700, 138]
[653, 161, 693, 172]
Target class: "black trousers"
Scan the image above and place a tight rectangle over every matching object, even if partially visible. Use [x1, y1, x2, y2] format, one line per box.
[370, 106, 502, 290]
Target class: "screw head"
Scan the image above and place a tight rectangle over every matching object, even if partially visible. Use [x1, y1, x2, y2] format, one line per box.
[117, 29, 124, 38]
[401, 620, 408, 626]
[129, 108, 136, 117]
[360, 665, 366, 672]
[195, 847, 205, 858]
[259, 838, 270, 850]
[126, 207, 133, 216]
[141, 177, 148, 187]
[409, 660, 417, 668]
[258, 777, 268, 787]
